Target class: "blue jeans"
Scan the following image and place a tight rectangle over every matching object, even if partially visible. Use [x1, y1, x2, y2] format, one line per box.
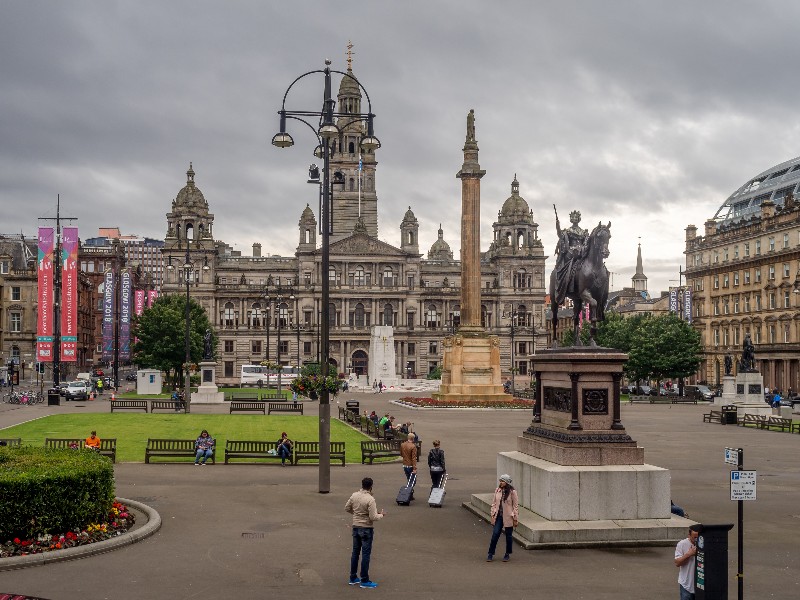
[195, 448, 213, 463]
[350, 527, 374, 582]
[488, 517, 513, 556]
[278, 445, 291, 463]
[403, 466, 415, 483]
[679, 584, 694, 600]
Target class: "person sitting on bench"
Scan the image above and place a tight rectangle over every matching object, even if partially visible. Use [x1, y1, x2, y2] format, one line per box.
[277, 432, 293, 466]
[84, 431, 101, 452]
[194, 430, 215, 465]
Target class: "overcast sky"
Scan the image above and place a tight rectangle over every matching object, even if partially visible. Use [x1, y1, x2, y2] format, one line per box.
[3, 1, 799, 296]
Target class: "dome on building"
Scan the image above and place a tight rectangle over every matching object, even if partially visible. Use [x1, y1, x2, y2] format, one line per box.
[714, 155, 800, 223]
[402, 206, 417, 224]
[499, 175, 530, 222]
[428, 224, 453, 260]
[173, 163, 209, 212]
[338, 67, 362, 97]
[300, 204, 316, 221]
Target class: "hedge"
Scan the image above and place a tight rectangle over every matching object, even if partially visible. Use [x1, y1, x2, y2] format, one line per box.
[0, 447, 115, 540]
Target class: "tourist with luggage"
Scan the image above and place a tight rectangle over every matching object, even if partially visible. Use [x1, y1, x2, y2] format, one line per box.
[487, 474, 519, 562]
[427, 439, 446, 489]
[345, 477, 386, 588]
[400, 433, 417, 484]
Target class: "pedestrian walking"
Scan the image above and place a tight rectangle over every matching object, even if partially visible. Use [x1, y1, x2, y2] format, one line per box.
[400, 433, 418, 485]
[487, 474, 518, 562]
[378, 380, 384, 393]
[674, 525, 700, 599]
[427, 440, 446, 489]
[345, 477, 386, 588]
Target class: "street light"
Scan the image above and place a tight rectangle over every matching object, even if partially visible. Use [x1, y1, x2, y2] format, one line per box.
[273, 58, 379, 493]
[167, 236, 209, 413]
[503, 307, 520, 396]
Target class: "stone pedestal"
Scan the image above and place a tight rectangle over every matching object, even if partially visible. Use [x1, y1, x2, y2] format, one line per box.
[713, 371, 771, 415]
[368, 326, 398, 387]
[720, 375, 736, 403]
[466, 347, 692, 548]
[191, 361, 224, 404]
[433, 332, 506, 402]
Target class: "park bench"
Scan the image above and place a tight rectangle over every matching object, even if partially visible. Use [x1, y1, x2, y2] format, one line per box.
[151, 399, 185, 413]
[227, 392, 260, 401]
[671, 397, 698, 404]
[229, 401, 266, 415]
[737, 414, 767, 428]
[702, 410, 723, 424]
[261, 392, 284, 401]
[360, 439, 422, 464]
[268, 402, 303, 415]
[145, 438, 216, 464]
[628, 395, 655, 404]
[0, 438, 22, 447]
[45, 438, 117, 463]
[292, 441, 346, 466]
[762, 416, 792, 432]
[792, 422, 800, 434]
[224, 440, 284, 464]
[110, 399, 149, 413]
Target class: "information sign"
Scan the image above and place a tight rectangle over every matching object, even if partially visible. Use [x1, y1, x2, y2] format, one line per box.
[724, 448, 739, 466]
[730, 470, 756, 501]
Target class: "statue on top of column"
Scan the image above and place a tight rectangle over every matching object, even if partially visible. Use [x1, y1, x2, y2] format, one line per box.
[466, 109, 475, 142]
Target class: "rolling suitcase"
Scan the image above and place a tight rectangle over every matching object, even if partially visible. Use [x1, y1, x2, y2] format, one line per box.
[428, 473, 447, 508]
[396, 473, 416, 506]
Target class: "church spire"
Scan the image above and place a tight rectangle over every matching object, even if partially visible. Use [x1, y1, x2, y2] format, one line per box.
[632, 241, 648, 295]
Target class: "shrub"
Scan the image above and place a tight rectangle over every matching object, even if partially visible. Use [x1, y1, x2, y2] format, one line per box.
[0, 447, 115, 540]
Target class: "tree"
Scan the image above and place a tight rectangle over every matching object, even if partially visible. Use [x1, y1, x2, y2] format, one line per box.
[131, 294, 216, 388]
[626, 313, 702, 386]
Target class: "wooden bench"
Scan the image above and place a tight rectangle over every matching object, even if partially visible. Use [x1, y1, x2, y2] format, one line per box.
[268, 402, 303, 415]
[628, 395, 655, 404]
[702, 410, 723, 423]
[0, 438, 22, 447]
[110, 399, 148, 412]
[737, 414, 767, 428]
[292, 441, 346, 466]
[229, 401, 266, 414]
[145, 438, 216, 464]
[671, 397, 698, 404]
[228, 392, 261, 401]
[151, 399, 185, 413]
[763, 416, 793, 432]
[792, 422, 800, 434]
[224, 440, 283, 464]
[360, 440, 422, 464]
[45, 437, 117, 463]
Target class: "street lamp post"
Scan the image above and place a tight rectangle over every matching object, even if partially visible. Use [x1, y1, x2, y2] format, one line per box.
[273, 59, 379, 493]
[503, 307, 518, 396]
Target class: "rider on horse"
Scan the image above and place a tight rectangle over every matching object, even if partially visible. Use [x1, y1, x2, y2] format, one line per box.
[553, 207, 589, 304]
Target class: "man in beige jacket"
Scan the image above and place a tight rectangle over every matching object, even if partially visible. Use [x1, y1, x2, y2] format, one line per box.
[345, 477, 386, 588]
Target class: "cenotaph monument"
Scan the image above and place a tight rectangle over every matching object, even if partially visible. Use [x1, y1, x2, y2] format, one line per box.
[466, 206, 692, 547]
[368, 325, 398, 387]
[433, 110, 506, 402]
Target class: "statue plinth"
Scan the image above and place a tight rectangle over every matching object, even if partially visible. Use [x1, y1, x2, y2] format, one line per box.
[433, 332, 506, 402]
[191, 361, 224, 404]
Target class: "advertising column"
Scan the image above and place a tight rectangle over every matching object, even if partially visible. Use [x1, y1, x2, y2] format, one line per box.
[36, 227, 55, 362]
[60, 226, 79, 362]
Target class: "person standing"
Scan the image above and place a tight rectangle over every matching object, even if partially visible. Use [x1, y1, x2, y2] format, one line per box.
[427, 440, 446, 489]
[487, 474, 518, 562]
[400, 433, 418, 485]
[345, 477, 386, 588]
[674, 525, 700, 599]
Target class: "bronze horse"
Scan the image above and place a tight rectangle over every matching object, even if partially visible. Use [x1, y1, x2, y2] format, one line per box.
[549, 222, 611, 346]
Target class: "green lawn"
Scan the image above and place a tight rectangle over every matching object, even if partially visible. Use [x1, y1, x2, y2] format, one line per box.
[0, 414, 369, 463]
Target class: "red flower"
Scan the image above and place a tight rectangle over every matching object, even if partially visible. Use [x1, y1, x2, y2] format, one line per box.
[13, 537, 20, 544]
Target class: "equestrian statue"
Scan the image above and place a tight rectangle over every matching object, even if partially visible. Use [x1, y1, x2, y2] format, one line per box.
[549, 206, 611, 346]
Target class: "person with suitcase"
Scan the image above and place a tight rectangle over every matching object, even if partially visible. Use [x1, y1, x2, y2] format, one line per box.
[400, 433, 418, 483]
[487, 474, 519, 562]
[427, 439, 446, 489]
[345, 477, 386, 588]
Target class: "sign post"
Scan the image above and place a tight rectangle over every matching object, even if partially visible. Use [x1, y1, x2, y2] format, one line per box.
[726, 447, 752, 600]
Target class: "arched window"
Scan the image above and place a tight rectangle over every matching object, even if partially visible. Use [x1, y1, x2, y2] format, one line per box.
[516, 305, 527, 327]
[383, 303, 394, 326]
[407, 231, 414, 245]
[305, 229, 311, 244]
[186, 223, 194, 240]
[349, 178, 355, 191]
[251, 302, 262, 328]
[382, 267, 393, 286]
[348, 141, 355, 154]
[354, 303, 365, 327]
[11, 346, 20, 363]
[517, 231, 525, 249]
[198, 223, 205, 238]
[278, 302, 289, 328]
[223, 302, 235, 329]
[481, 304, 489, 329]
[426, 304, 439, 329]
[176, 224, 182, 239]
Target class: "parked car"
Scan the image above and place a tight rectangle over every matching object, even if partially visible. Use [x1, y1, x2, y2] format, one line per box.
[685, 385, 714, 401]
[64, 380, 90, 401]
[634, 385, 657, 396]
[125, 373, 137, 381]
[659, 386, 680, 396]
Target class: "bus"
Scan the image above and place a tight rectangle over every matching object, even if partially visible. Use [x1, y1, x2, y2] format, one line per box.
[240, 365, 300, 387]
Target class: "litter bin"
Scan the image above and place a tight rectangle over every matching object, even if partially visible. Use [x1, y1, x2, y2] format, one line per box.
[346, 400, 360, 413]
[47, 388, 60, 406]
[721, 404, 737, 425]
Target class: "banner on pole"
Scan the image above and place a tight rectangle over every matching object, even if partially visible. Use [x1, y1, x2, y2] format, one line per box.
[147, 289, 159, 308]
[37, 227, 55, 362]
[60, 226, 79, 361]
[669, 288, 678, 314]
[119, 269, 132, 361]
[101, 269, 115, 361]
[134, 289, 145, 316]
[683, 287, 692, 323]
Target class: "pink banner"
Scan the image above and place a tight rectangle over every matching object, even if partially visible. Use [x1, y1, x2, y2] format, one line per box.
[60, 226, 79, 361]
[135, 290, 145, 316]
[37, 228, 55, 362]
[147, 290, 158, 307]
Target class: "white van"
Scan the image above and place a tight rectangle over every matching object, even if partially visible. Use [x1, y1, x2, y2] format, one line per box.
[76, 373, 92, 382]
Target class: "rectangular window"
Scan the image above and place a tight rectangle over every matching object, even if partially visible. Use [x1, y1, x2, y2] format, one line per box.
[723, 274, 729, 288]
[723, 329, 729, 345]
[733, 297, 739, 313]
[517, 342, 526, 354]
[713, 301, 719, 316]
[733, 272, 739, 286]
[769, 266, 775, 280]
[713, 329, 720, 346]
[733, 245, 739, 259]
[755, 268, 761, 283]
[785, 291, 791, 308]
[278, 341, 289, 355]
[251, 340, 262, 355]
[755, 295, 762, 310]
[10, 312, 21, 332]
[407, 312, 415, 330]
[224, 340, 234, 353]
[0, 260, 8, 274]
[408, 342, 416, 355]
[785, 324, 790, 343]
[784, 233, 790, 249]
[744, 270, 750, 285]
[224, 361, 234, 378]
[769, 237, 775, 252]
[723, 248, 729, 261]
[769, 293, 775, 309]
[518, 361, 528, 376]
[755, 240, 761, 255]
[429, 341, 438, 355]
[784, 263, 790, 278]
[734, 328, 740, 345]
[713, 251, 719, 264]
[769, 325, 776, 344]
[744, 296, 750, 312]
[303, 341, 311, 355]
[744, 243, 750, 257]
[723, 299, 729, 314]
[754, 328, 761, 343]
[713, 275, 719, 289]
[11, 286, 21, 301]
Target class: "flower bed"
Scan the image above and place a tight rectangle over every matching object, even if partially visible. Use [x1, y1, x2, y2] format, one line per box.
[396, 396, 534, 409]
[0, 500, 135, 558]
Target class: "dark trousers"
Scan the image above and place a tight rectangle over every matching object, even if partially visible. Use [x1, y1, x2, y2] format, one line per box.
[430, 469, 445, 488]
[350, 527, 374, 582]
[488, 517, 513, 556]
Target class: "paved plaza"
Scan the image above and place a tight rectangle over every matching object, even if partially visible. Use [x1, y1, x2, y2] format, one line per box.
[1, 392, 799, 599]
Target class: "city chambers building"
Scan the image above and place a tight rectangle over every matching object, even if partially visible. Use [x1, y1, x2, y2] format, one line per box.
[160, 66, 547, 386]
[684, 155, 800, 392]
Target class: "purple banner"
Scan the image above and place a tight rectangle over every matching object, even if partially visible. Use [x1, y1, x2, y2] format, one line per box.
[60, 226, 79, 361]
[37, 228, 55, 362]
[669, 288, 678, 314]
[683, 287, 692, 323]
[119, 269, 131, 360]
[101, 269, 115, 361]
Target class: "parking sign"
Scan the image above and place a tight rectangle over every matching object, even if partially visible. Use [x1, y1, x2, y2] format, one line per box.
[730, 470, 756, 501]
